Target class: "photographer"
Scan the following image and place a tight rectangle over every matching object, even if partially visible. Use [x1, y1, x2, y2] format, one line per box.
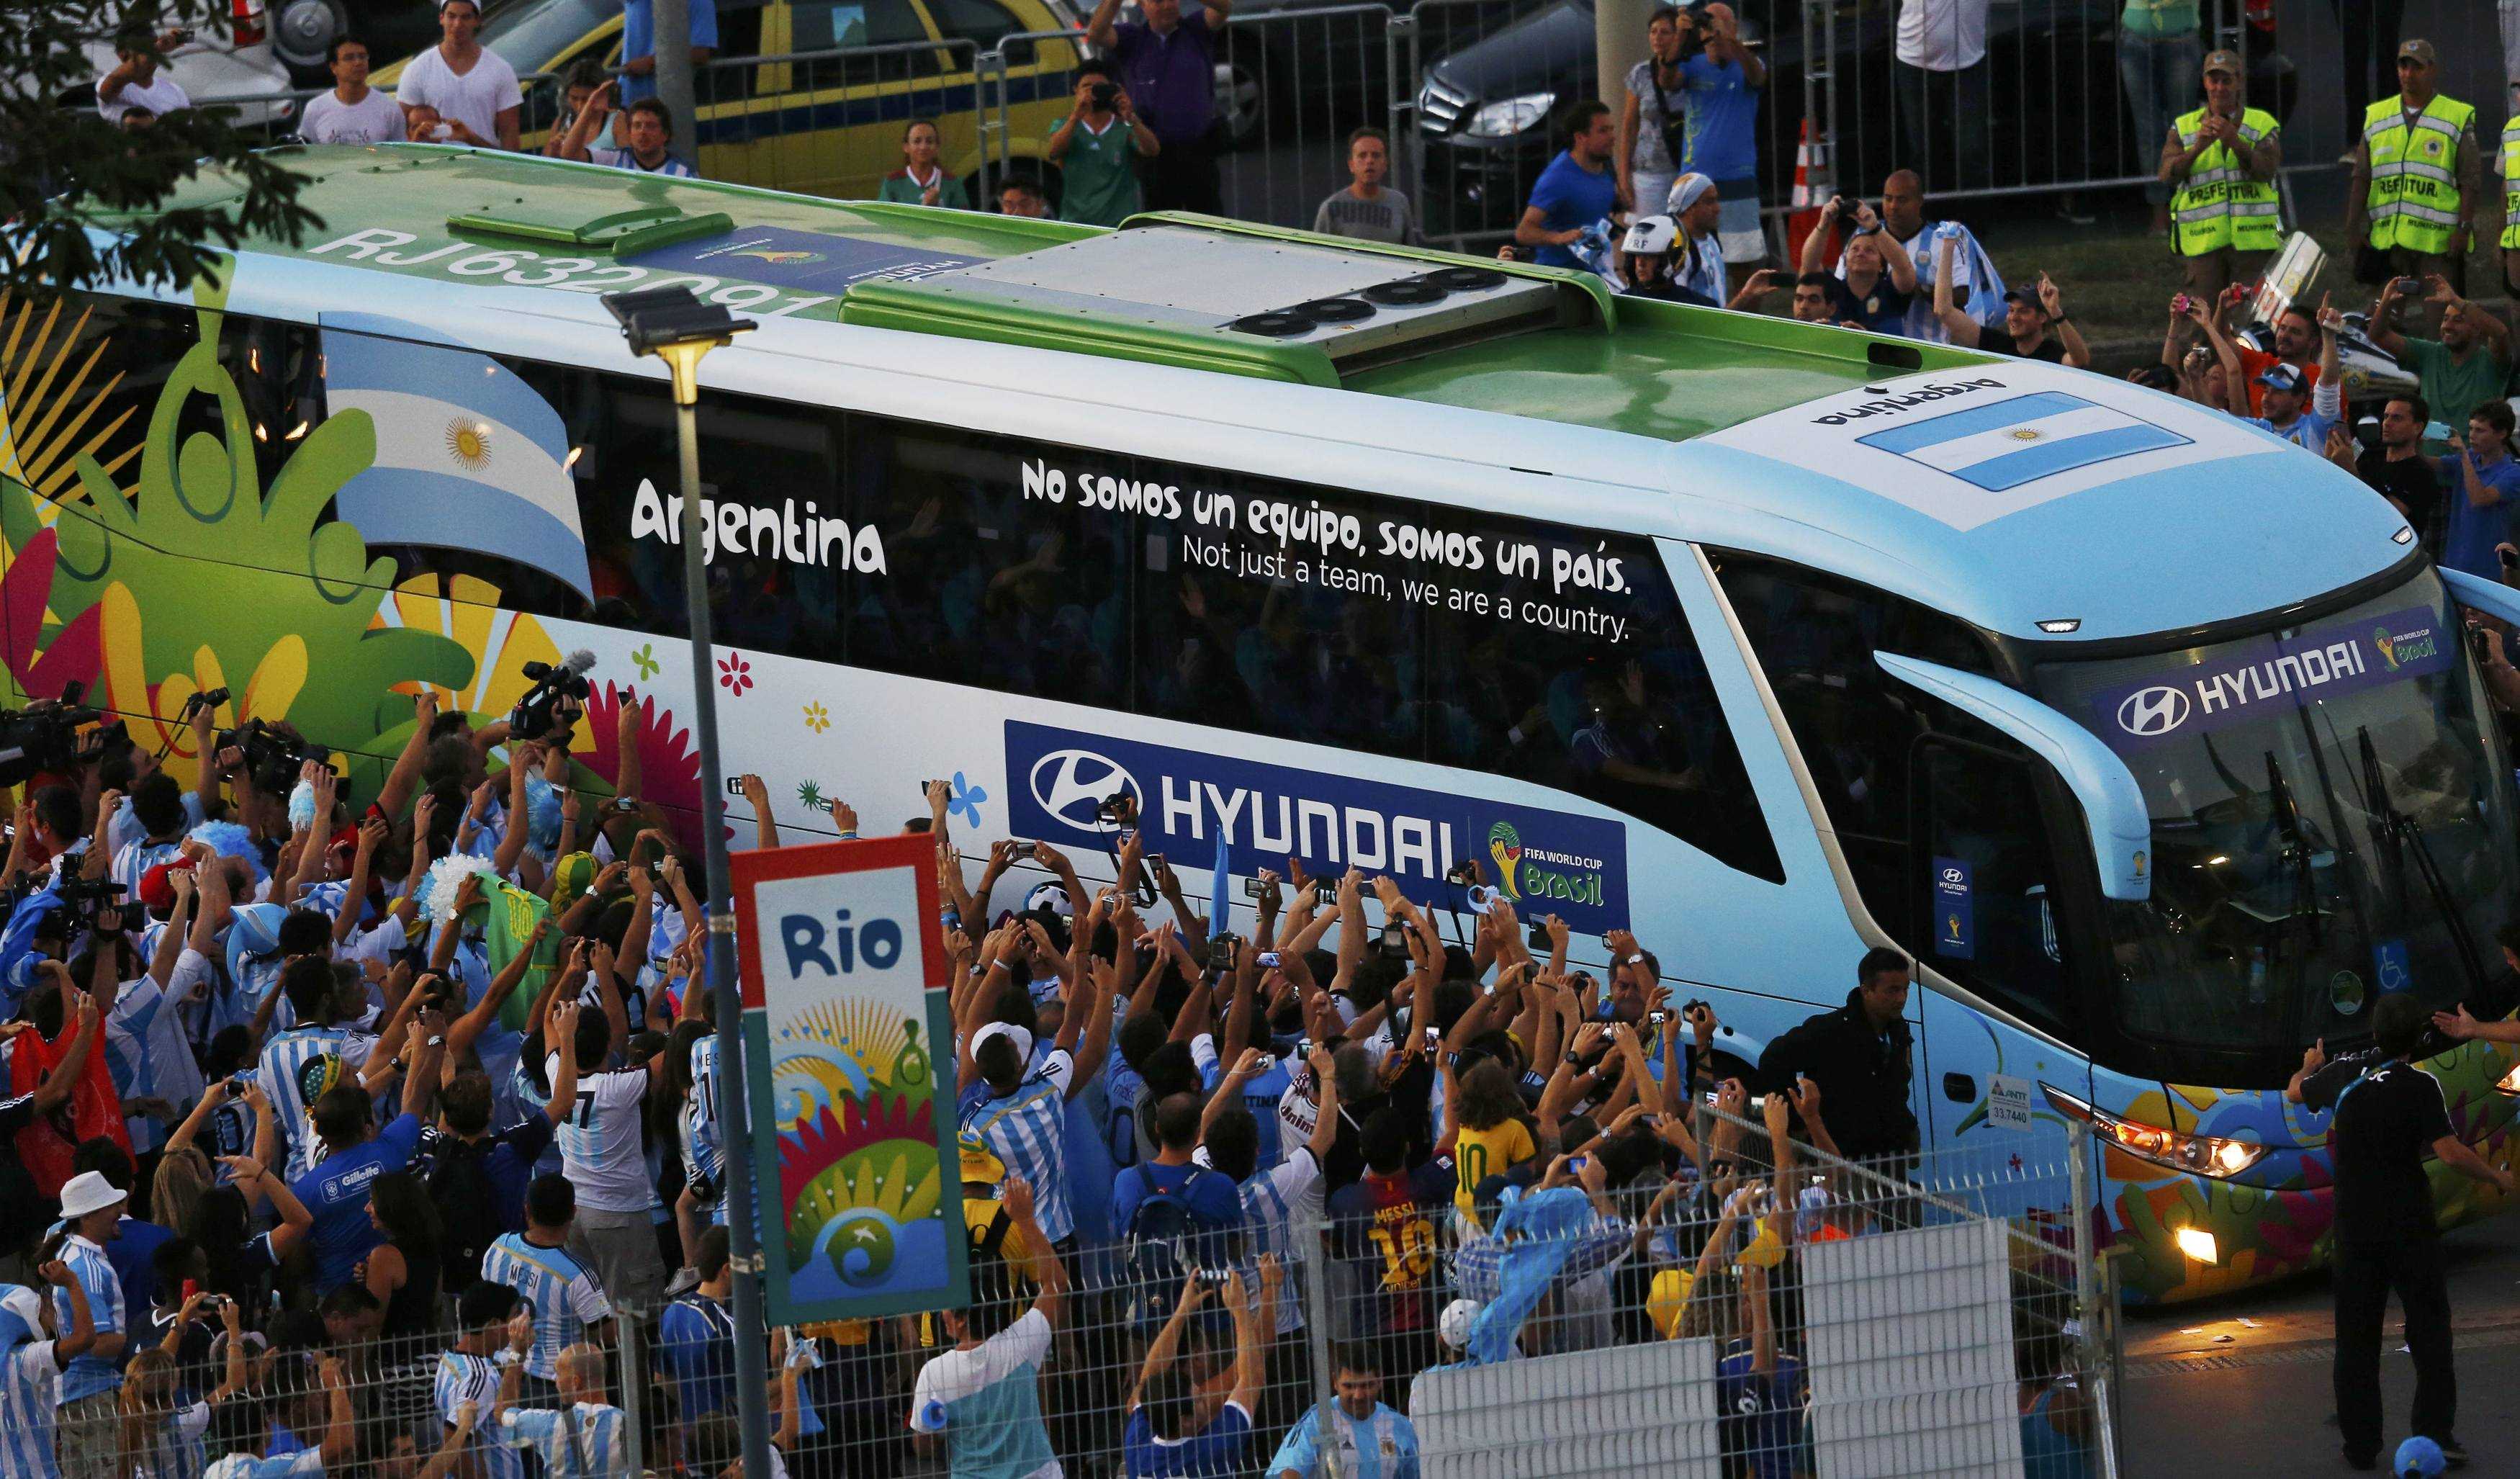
[1616, 6, 1692, 220]
[1801, 195, 1916, 334]
[1045, 62, 1154, 228]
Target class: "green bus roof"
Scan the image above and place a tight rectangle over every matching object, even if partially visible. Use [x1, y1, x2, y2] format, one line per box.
[93, 144, 1992, 443]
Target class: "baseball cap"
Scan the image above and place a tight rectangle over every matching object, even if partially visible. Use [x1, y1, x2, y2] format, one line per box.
[2002, 287, 2048, 315]
[2201, 49, 2241, 78]
[1621, 215, 1678, 256]
[2393, 1436, 2447, 1478]
[1438, 1298, 1482, 1350]
[971, 1020, 1035, 1066]
[2398, 38, 2436, 66]
[2257, 362, 2307, 392]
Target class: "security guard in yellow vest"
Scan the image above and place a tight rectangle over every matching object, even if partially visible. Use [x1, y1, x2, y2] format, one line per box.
[2349, 39, 2480, 296]
[2498, 109, 2520, 295]
[2159, 50, 2281, 300]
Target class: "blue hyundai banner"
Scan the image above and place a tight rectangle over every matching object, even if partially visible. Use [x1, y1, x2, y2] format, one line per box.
[2087, 606, 2455, 751]
[1932, 855, 1974, 961]
[626, 225, 981, 291]
[1003, 721, 1631, 932]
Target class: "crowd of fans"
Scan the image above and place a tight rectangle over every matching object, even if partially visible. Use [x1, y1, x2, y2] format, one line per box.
[0, 667, 2091, 1479]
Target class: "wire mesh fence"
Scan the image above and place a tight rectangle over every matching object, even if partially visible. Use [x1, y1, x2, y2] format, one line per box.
[71, 1087, 2105, 1479]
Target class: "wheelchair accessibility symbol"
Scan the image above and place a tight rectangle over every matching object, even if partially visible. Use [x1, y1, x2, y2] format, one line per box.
[2372, 938, 2413, 995]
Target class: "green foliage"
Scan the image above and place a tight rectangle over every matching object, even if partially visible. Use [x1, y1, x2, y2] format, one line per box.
[2, 2, 319, 304]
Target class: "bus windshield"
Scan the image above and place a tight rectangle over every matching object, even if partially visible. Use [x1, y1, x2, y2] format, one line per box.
[2033, 572, 2519, 1061]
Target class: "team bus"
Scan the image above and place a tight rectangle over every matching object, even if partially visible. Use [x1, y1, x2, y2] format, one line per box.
[19, 143, 2520, 1303]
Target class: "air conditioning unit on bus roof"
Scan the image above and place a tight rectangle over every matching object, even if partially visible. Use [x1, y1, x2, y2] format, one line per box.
[870, 222, 1579, 372]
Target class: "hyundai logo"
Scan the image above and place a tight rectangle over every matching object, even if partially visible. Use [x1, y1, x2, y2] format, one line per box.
[1940, 867, 1964, 885]
[1027, 749, 1140, 835]
[2115, 685, 2191, 737]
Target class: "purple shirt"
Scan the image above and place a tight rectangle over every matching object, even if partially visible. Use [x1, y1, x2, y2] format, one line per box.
[1111, 13, 1216, 145]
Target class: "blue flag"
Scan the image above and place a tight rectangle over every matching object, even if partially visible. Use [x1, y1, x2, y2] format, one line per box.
[1208, 836, 1230, 942]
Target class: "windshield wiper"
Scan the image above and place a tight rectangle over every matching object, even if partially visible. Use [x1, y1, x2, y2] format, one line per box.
[2357, 725, 2490, 997]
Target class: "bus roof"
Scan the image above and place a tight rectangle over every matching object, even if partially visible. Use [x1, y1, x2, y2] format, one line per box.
[91, 145, 2418, 644]
[107, 145, 1971, 436]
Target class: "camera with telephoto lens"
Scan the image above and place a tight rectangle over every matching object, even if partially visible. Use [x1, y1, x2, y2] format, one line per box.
[1096, 791, 1137, 827]
[0, 681, 103, 788]
[216, 718, 332, 798]
[1089, 81, 1117, 109]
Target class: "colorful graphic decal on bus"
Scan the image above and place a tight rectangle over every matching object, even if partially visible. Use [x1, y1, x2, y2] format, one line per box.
[2086, 606, 2452, 751]
[626, 225, 983, 291]
[1003, 720, 1629, 930]
[2088, 1052, 2520, 1304]
[0, 289, 705, 842]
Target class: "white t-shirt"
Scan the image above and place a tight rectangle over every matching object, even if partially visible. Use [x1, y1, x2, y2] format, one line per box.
[547, 1056, 657, 1213]
[909, 1308, 1062, 1479]
[1894, 0, 1989, 71]
[393, 45, 523, 144]
[300, 87, 408, 144]
[97, 71, 189, 124]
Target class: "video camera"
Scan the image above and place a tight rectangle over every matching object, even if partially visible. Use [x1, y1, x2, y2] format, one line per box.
[216, 716, 333, 798]
[0, 681, 104, 788]
[510, 650, 595, 740]
[53, 875, 127, 932]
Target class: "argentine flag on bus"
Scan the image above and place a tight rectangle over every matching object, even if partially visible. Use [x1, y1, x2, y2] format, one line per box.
[320, 316, 593, 601]
[1857, 391, 2191, 493]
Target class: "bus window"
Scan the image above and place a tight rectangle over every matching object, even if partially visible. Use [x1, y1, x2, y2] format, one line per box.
[1913, 738, 2074, 1036]
[1715, 556, 2004, 917]
[1132, 467, 1418, 763]
[844, 421, 1128, 709]
[1418, 522, 1780, 883]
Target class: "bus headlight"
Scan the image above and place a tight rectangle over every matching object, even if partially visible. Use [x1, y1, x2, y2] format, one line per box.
[2041, 1084, 2269, 1179]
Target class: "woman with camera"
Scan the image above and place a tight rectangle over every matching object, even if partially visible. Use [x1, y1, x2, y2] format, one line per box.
[1616, 6, 1694, 221]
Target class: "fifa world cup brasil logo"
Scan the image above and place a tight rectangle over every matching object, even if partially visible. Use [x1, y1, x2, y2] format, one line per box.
[1489, 822, 1523, 899]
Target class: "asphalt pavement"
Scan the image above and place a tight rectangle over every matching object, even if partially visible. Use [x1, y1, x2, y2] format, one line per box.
[2120, 1206, 2520, 1473]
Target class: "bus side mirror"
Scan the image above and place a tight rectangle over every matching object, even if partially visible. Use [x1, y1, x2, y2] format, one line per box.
[2439, 567, 2520, 631]
[1875, 651, 2153, 902]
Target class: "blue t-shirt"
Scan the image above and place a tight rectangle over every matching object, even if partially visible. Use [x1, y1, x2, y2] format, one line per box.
[620, 0, 719, 101]
[2436, 451, 2520, 580]
[1715, 1345, 1806, 1479]
[1196, 1051, 1291, 1171]
[1680, 53, 1760, 184]
[659, 1293, 736, 1420]
[1527, 150, 1619, 269]
[1122, 1400, 1251, 1477]
[106, 1217, 174, 1316]
[293, 1112, 423, 1292]
[1110, 1160, 1243, 1241]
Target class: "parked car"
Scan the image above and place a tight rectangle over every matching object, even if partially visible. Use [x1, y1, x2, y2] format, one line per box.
[374, 0, 1084, 202]
[269, 0, 444, 84]
[1414, 0, 2253, 240]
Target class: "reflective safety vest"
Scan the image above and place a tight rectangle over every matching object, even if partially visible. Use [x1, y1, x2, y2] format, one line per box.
[2170, 106, 2282, 257]
[2501, 115, 2520, 249]
[2364, 93, 2475, 255]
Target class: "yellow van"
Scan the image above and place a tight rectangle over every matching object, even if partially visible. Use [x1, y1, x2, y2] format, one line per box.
[376, 0, 1084, 202]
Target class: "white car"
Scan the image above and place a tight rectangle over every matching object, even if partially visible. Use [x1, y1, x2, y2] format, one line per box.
[71, 0, 296, 131]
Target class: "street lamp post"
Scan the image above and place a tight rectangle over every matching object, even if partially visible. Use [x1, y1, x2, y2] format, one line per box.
[600, 285, 771, 1479]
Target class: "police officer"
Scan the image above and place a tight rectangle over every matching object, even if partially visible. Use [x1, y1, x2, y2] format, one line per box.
[2498, 86, 2520, 297]
[2297, 993, 2510, 1470]
[2160, 50, 2282, 302]
[2349, 40, 2481, 297]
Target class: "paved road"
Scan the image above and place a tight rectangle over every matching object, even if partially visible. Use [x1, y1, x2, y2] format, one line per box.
[2120, 1205, 2520, 1473]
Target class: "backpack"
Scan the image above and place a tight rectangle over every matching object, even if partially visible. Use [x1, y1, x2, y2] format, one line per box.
[1120, 1166, 1240, 1336]
[426, 1133, 505, 1290]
